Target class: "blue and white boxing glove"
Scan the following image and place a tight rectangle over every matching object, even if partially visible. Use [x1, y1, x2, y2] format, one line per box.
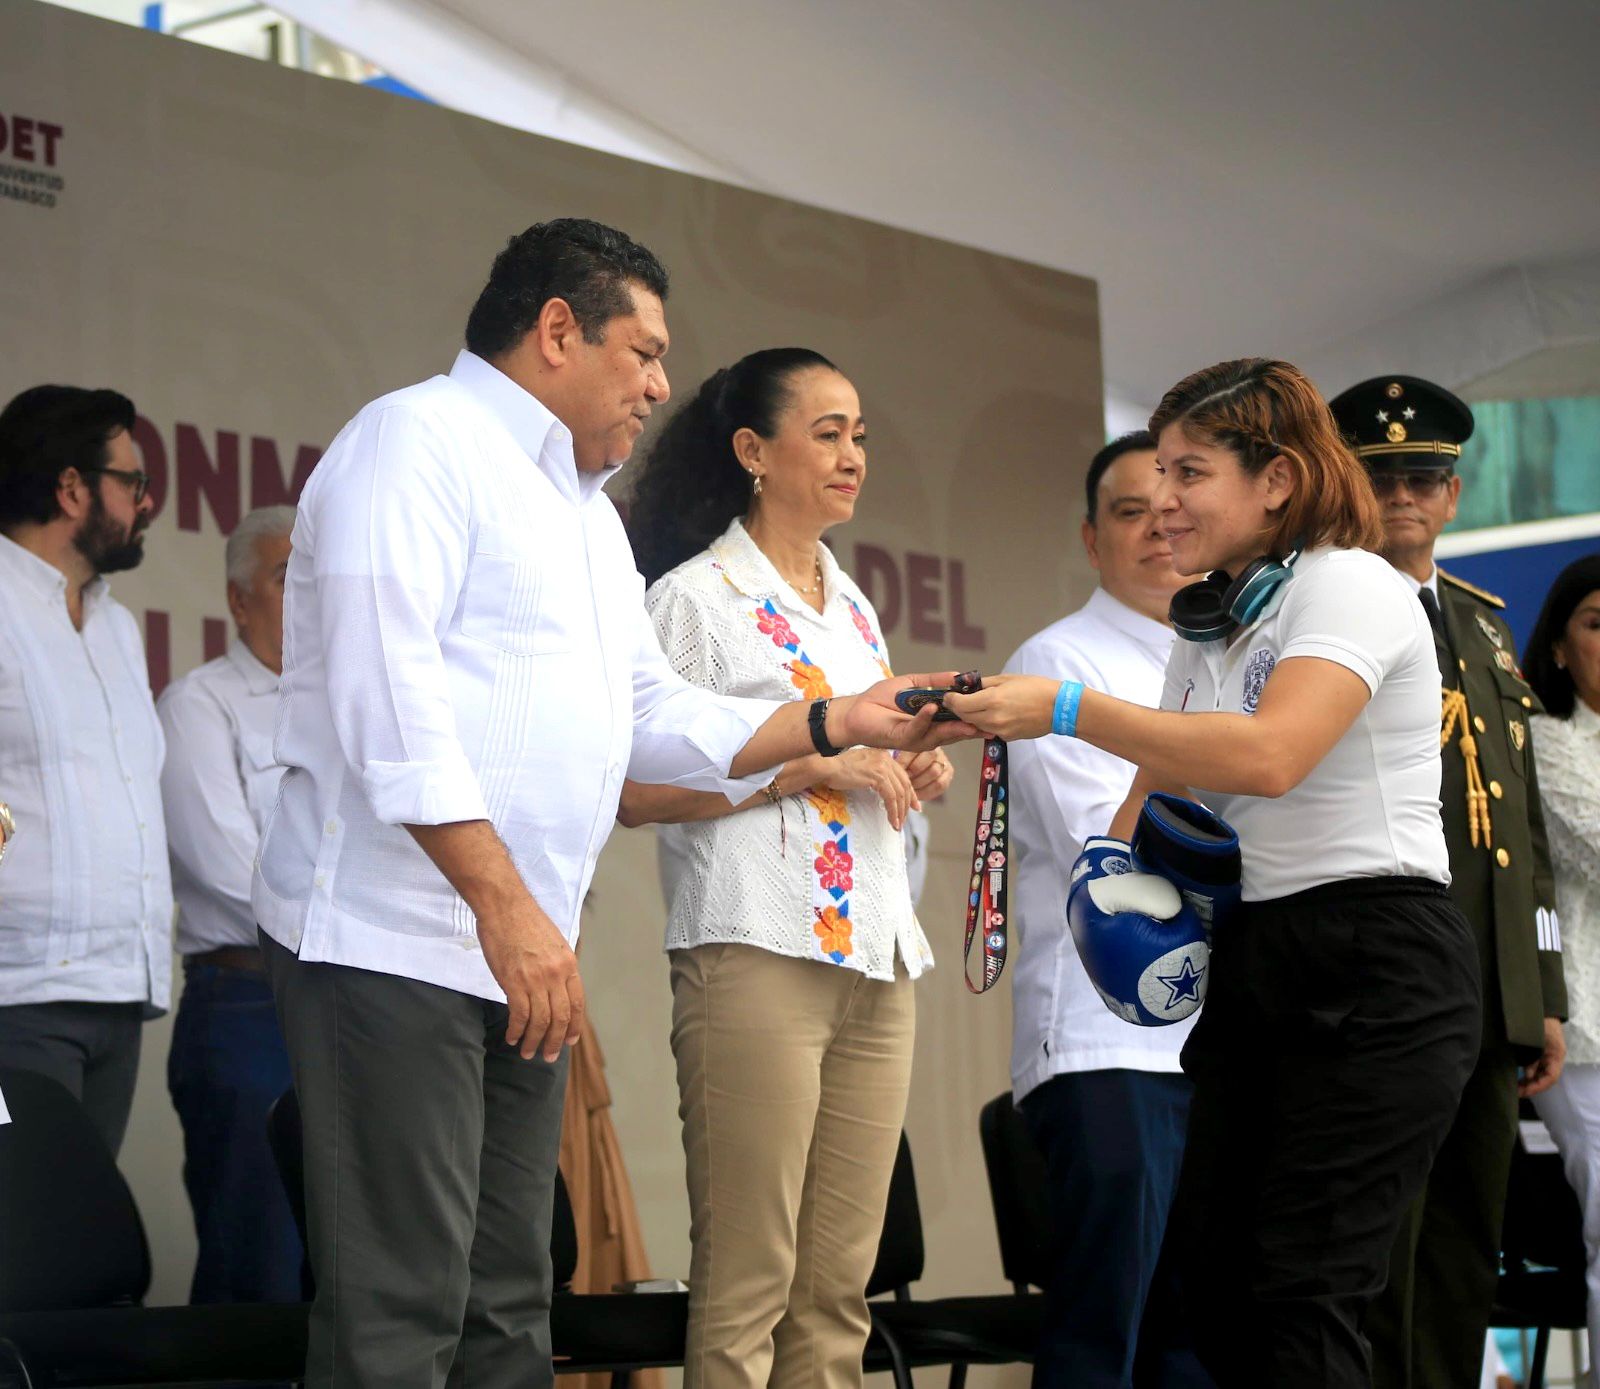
[1131, 793, 1241, 935]
[1067, 838, 1210, 1027]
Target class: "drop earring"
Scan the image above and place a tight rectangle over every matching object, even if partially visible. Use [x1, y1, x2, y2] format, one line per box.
[751, 473, 763, 497]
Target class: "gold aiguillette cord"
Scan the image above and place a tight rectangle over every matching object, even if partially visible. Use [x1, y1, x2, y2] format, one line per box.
[1440, 687, 1492, 848]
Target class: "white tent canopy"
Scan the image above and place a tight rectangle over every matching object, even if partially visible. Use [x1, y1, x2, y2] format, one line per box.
[277, 0, 1600, 420]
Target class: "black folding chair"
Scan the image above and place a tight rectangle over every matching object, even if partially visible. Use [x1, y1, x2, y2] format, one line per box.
[1491, 1101, 1588, 1389]
[865, 1131, 1045, 1389]
[977, 1091, 1052, 1293]
[0, 1067, 307, 1386]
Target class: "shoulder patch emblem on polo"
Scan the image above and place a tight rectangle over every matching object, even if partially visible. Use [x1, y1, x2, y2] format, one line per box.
[1242, 649, 1276, 715]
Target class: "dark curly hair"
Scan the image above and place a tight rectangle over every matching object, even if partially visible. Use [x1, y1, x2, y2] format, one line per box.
[464, 218, 669, 357]
[1525, 553, 1600, 718]
[0, 384, 137, 529]
[627, 347, 839, 585]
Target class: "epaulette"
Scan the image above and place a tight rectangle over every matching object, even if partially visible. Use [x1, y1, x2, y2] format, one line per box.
[1439, 569, 1505, 610]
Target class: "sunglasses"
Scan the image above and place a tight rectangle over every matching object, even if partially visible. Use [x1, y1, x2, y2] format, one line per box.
[1370, 471, 1453, 500]
[80, 465, 151, 505]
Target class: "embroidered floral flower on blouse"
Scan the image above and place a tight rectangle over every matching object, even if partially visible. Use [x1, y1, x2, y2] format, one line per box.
[756, 607, 799, 649]
[849, 601, 876, 647]
[789, 659, 832, 701]
[806, 785, 850, 829]
[815, 841, 855, 893]
[814, 905, 854, 962]
[848, 598, 892, 678]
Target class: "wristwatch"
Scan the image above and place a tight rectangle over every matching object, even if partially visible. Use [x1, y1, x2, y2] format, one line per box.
[808, 698, 843, 757]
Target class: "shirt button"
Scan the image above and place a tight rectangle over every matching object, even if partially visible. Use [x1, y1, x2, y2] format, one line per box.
[314, 874, 326, 888]
[1496, 848, 1511, 868]
[1489, 780, 1503, 800]
[1473, 716, 1487, 734]
[325, 821, 337, 835]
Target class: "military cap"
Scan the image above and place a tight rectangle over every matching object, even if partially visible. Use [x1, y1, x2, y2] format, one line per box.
[1328, 374, 1475, 472]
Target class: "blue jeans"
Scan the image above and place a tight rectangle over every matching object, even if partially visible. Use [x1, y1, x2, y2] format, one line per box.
[1021, 1069, 1210, 1389]
[168, 963, 303, 1304]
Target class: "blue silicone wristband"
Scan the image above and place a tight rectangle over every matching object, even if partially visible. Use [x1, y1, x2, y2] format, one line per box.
[1052, 679, 1084, 738]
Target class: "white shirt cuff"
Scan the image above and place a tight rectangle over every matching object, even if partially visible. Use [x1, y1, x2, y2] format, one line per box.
[361, 753, 490, 826]
[636, 694, 775, 803]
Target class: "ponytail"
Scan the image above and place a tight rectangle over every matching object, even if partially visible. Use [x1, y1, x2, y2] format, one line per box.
[628, 347, 837, 584]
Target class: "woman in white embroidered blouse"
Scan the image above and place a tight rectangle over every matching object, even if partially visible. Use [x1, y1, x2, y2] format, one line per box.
[620, 348, 952, 1389]
[1525, 554, 1600, 1386]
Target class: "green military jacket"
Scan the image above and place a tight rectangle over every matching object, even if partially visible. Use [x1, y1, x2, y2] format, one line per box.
[1436, 568, 1567, 1057]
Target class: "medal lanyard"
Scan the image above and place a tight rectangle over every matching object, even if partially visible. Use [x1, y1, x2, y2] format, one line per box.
[958, 672, 1008, 993]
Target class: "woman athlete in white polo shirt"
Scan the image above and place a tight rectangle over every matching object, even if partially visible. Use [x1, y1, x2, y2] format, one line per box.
[946, 358, 1479, 1389]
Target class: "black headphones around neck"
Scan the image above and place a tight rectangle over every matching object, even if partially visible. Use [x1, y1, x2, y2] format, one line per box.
[1169, 546, 1303, 643]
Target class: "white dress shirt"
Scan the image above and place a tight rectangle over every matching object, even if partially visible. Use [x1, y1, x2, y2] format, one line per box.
[1395, 566, 1441, 604]
[159, 640, 283, 954]
[1533, 703, 1600, 1064]
[253, 352, 773, 1002]
[649, 519, 933, 981]
[1161, 547, 1448, 900]
[0, 535, 172, 1011]
[1007, 588, 1188, 1102]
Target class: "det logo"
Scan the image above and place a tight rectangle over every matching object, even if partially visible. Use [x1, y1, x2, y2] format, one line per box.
[0, 111, 66, 210]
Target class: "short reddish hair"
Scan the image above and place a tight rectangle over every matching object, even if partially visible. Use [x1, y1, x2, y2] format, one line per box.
[1149, 358, 1383, 557]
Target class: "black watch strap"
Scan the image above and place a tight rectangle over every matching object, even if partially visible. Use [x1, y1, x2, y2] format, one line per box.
[808, 698, 842, 757]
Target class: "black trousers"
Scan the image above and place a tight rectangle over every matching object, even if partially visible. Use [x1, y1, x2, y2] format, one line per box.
[0, 1000, 143, 1155]
[263, 931, 569, 1389]
[1170, 878, 1480, 1389]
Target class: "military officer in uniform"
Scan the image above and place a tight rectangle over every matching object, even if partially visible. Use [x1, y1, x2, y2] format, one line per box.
[1330, 375, 1568, 1389]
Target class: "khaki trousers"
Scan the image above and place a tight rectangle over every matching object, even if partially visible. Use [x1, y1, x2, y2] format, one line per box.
[671, 944, 916, 1389]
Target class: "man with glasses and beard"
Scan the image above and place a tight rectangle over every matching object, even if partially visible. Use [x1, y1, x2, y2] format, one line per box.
[1332, 376, 1568, 1389]
[0, 384, 170, 1157]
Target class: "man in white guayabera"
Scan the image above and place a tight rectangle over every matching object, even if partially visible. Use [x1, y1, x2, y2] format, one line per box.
[252, 217, 968, 1389]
